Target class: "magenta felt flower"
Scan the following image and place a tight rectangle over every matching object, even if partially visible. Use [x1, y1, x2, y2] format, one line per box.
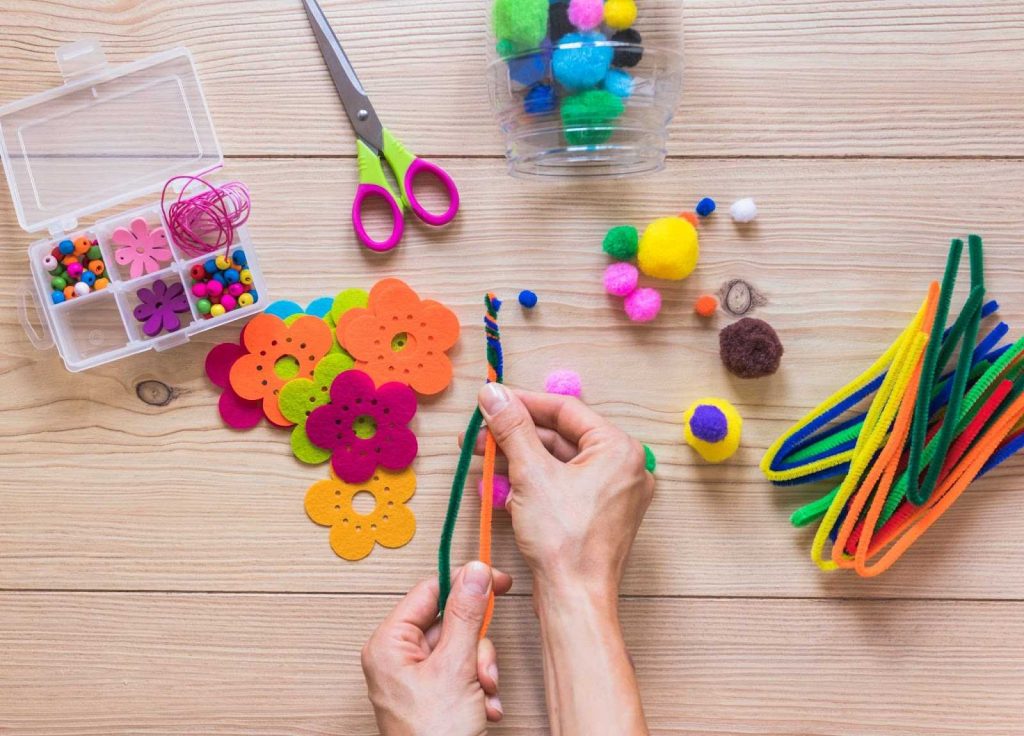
[306, 369, 418, 484]
[205, 336, 263, 430]
[113, 217, 172, 278]
[132, 278, 190, 336]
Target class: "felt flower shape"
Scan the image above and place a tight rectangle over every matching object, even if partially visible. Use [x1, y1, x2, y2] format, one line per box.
[278, 353, 355, 464]
[338, 278, 460, 395]
[306, 369, 418, 484]
[113, 217, 172, 279]
[133, 278, 190, 337]
[229, 313, 334, 427]
[305, 467, 416, 561]
[206, 337, 263, 430]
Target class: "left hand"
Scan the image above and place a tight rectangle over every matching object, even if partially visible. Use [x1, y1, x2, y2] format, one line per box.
[361, 562, 513, 736]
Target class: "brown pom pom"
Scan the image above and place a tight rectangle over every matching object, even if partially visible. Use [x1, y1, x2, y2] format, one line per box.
[719, 317, 783, 378]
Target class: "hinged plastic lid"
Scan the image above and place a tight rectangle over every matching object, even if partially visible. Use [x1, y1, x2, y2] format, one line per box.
[0, 40, 222, 235]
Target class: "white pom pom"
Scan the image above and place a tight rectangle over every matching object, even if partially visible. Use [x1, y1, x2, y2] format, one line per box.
[729, 197, 758, 223]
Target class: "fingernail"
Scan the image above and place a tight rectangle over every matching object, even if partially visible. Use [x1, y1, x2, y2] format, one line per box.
[487, 695, 503, 715]
[480, 383, 509, 416]
[463, 560, 491, 596]
[488, 663, 499, 687]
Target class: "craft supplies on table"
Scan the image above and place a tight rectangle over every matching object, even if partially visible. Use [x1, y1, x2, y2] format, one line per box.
[301, 0, 460, 253]
[1, 41, 266, 372]
[487, 0, 684, 177]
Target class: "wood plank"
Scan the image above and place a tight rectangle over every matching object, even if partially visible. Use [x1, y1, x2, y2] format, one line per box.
[0, 593, 1021, 735]
[1, 1, 1022, 157]
[2, 157, 1024, 598]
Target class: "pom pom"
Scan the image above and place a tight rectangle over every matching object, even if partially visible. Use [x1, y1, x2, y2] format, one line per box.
[508, 51, 548, 86]
[683, 397, 742, 463]
[623, 287, 661, 322]
[493, 0, 550, 48]
[603, 0, 637, 30]
[719, 317, 783, 378]
[545, 369, 583, 396]
[496, 39, 518, 58]
[553, 32, 613, 90]
[611, 28, 643, 68]
[548, 1, 574, 42]
[478, 473, 512, 510]
[603, 68, 634, 98]
[678, 211, 699, 227]
[694, 294, 718, 317]
[729, 197, 758, 223]
[561, 89, 624, 145]
[643, 444, 657, 472]
[567, 0, 604, 31]
[524, 83, 558, 114]
[637, 216, 700, 281]
[603, 262, 639, 296]
[518, 289, 538, 308]
[602, 224, 639, 260]
[695, 197, 716, 217]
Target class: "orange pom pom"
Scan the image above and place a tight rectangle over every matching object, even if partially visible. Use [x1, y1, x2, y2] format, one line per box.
[679, 211, 699, 227]
[694, 294, 718, 317]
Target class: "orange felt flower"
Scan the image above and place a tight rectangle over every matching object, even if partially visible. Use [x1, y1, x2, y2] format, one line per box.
[229, 313, 334, 426]
[338, 278, 460, 395]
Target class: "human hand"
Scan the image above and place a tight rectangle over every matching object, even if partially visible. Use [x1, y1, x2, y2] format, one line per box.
[473, 385, 654, 594]
[361, 562, 512, 736]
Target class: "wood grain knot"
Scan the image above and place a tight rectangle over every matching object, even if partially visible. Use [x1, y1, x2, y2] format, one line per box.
[136, 380, 177, 407]
[718, 280, 767, 316]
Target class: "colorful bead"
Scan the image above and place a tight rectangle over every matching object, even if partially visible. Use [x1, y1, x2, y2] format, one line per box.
[222, 268, 240, 284]
[42, 254, 59, 272]
[212, 272, 226, 285]
[220, 294, 237, 311]
[63, 285, 76, 300]
[192, 282, 208, 298]
[94, 278, 110, 290]
[206, 279, 224, 297]
[61, 255, 78, 266]
[73, 236, 91, 255]
[81, 271, 97, 287]
[197, 298, 212, 315]
[190, 264, 206, 280]
[204, 258, 218, 275]
[87, 245, 103, 261]
[210, 303, 226, 317]
[66, 262, 84, 279]
[248, 289, 259, 303]
[227, 282, 245, 297]
[239, 269, 253, 285]
[51, 291, 66, 305]
[237, 293, 254, 307]
[88, 260, 105, 276]
[58, 239, 75, 255]
[215, 254, 232, 271]
[74, 281, 91, 297]
[51, 276, 67, 291]
[232, 250, 248, 267]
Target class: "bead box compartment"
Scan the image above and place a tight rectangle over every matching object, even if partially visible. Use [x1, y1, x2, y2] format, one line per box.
[3, 40, 267, 372]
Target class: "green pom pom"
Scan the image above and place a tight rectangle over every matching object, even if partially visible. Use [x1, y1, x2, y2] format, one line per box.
[643, 444, 656, 473]
[561, 89, 624, 146]
[493, 0, 549, 49]
[602, 225, 639, 260]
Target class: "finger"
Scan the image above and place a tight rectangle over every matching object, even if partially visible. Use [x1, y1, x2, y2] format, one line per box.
[461, 426, 579, 463]
[435, 561, 493, 666]
[478, 384, 554, 468]
[516, 389, 613, 449]
[425, 569, 512, 653]
[477, 638, 499, 696]
[381, 576, 440, 632]
[485, 694, 504, 723]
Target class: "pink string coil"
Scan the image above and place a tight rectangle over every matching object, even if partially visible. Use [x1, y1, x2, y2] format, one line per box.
[161, 175, 251, 258]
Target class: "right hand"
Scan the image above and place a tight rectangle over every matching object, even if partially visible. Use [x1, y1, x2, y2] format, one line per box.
[472, 384, 655, 592]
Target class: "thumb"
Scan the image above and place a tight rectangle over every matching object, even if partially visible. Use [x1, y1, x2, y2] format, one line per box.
[437, 561, 492, 666]
[478, 384, 549, 465]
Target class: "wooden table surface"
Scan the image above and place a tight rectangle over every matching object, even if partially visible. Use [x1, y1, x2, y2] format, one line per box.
[2, 2, 1024, 734]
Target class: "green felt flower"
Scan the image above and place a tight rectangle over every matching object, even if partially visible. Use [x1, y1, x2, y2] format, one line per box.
[278, 353, 354, 463]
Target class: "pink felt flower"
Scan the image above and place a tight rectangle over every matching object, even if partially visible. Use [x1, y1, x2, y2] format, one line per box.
[306, 369, 418, 484]
[113, 217, 172, 278]
[205, 338, 264, 430]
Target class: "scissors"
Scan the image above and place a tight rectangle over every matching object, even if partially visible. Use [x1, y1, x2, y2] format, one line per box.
[302, 0, 460, 252]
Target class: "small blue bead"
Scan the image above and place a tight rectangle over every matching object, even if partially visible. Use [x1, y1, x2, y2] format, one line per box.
[696, 197, 717, 217]
[51, 291, 66, 304]
[223, 269, 240, 284]
[213, 272, 227, 285]
[81, 271, 97, 286]
[518, 289, 538, 308]
[204, 258, 218, 275]
[232, 250, 248, 267]
[58, 239, 75, 255]
[249, 289, 259, 303]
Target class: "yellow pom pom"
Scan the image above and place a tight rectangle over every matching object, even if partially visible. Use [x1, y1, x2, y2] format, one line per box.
[637, 216, 700, 281]
[604, 0, 637, 30]
[682, 397, 742, 464]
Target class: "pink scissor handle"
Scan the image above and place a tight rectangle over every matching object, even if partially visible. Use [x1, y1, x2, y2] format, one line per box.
[352, 183, 405, 252]
[404, 158, 460, 227]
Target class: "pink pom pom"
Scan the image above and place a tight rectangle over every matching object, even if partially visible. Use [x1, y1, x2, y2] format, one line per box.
[603, 262, 639, 297]
[478, 473, 512, 511]
[624, 287, 662, 322]
[545, 369, 583, 397]
[568, 0, 604, 31]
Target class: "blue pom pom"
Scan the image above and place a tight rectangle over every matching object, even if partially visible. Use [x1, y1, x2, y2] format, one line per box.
[508, 51, 548, 86]
[518, 289, 538, 308]
[524, 84, 557, 115]
[696, 197, 716, 217]
[552, 32, 612, 90]
[690, 404, 728, 443]
[603, 68, 633, 98]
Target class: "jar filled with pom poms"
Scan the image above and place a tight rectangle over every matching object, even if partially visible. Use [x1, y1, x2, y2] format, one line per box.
[487, 0, 683, 178]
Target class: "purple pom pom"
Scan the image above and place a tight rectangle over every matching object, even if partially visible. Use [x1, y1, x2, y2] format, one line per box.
[689, 404, 728, 443]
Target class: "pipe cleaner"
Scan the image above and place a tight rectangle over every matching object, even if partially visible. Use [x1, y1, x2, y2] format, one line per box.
[439, 294, 504, 637]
